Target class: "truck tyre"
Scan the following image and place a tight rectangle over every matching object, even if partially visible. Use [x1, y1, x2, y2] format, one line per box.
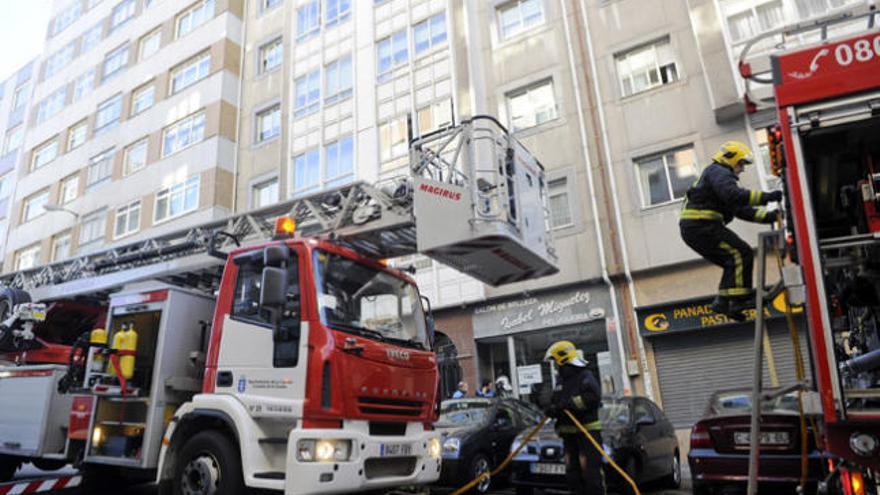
[0, 455, 21, 482]
[32, 458, 67, 471]
[174, 431, 244, 495]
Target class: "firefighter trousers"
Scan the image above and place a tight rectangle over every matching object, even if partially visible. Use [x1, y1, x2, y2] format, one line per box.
[561, 431, 606, 495]
[680, 220, 753, 298]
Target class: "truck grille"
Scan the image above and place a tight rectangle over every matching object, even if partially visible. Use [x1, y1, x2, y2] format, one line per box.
[364, 457, 417, 479]
[357, 397, 424, 417]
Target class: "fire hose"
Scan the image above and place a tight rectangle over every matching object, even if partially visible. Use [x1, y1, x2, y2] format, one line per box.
[448, 410, 640, 495]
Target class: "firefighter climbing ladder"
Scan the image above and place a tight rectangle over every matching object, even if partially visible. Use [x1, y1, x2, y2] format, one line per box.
[0, 116, 558, 301]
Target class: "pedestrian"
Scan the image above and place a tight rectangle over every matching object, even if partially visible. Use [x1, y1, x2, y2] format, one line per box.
[679, 140, 782, 321]
[451, 381, 468, 399]
[476, 380, 495, 398]
[543, 340, 606, 495]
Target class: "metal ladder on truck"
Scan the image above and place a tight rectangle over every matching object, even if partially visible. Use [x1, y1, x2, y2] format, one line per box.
[0, 115, 558, 302]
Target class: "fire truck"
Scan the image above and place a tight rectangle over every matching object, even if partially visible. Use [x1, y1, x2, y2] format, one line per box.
[739, 6, 880, 494]
[0, 116, 558, 495]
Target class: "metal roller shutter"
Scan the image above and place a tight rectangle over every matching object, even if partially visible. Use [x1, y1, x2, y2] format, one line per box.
[651, 319, 812, 428]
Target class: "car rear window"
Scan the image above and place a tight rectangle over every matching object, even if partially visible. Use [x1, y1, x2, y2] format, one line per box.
[709, 391, 801, 416]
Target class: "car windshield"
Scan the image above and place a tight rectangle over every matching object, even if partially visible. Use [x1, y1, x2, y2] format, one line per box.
[436, 399, 493, 427]
[313, 250, 428, 350]
[709, 390, 802, 416]
[599, 401, 631, 425]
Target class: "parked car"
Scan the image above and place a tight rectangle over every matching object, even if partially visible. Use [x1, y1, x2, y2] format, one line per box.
[509, 396, 681, 495]
[436, 397, 543, 493]
[689, 389, 828, 494]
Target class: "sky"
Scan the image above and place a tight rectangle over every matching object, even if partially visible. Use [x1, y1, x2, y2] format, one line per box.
[0, 0, 52, 82]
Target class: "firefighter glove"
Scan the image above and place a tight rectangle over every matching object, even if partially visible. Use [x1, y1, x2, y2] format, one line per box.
[766, 190, 783, 202]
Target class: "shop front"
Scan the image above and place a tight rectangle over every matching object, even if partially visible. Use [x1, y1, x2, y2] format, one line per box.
[471, 284, 625, 404]
[638, 293, 809, 430]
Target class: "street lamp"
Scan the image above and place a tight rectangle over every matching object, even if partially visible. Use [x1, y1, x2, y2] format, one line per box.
[43, 204, 80, 219]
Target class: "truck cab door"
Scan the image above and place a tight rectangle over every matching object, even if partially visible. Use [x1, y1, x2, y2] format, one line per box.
[215, 244, 307, 417]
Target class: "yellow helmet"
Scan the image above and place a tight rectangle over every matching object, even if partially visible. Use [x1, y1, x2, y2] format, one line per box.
[713, 141, 754, 167]
[544, 341, 587, 367]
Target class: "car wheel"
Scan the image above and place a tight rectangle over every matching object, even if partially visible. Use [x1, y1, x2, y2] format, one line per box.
[662, 450, 681, 489]
[470, 453, 492, 494]
[0, 455, 21, 482]
[173, 431, 244, 495]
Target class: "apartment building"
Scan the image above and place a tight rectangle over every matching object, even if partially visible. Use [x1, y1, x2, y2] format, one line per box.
[5, 0, 243, 272]
[0, 62, 37, 262]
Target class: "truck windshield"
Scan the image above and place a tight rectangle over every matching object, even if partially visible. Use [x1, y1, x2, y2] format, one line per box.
[313, 250, 428, 350]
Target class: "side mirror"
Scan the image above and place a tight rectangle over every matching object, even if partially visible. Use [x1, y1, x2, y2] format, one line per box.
[260, 267, 288, 307]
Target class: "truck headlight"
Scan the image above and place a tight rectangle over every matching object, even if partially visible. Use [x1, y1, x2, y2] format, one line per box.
[428, 437, 441, 459]
[442, 437, 460, 457]
[297, 439, 352, 462]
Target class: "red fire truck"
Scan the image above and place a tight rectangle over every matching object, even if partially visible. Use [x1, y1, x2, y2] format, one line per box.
[0, 117, 558, 495]
[740, 8, 880, 494]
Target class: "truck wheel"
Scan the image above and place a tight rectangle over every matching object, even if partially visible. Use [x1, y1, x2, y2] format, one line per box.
[0, 455, 21, 482]
[174, 431, 244, 495]
[32, 458, 67, 471]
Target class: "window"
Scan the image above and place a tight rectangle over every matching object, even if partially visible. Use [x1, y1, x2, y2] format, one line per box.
[88, 0, 103, 8]
[294, 69, 320, 117]
[81, 24, 103, 53]
[37, 89, 66, 124]
[259, 38, 283, 74]
[32, 139, 59, 170]
[376, 30, 408, 81]
[417, 98, 453, 135]
[52, 233, 72, 262]
[124, 139, 148, 175]
[103, 44, 130, 81]
[73, 70, 95, 102]
[68, 120, 88, 151]
[52, 2, 82, 36]
[170, 52, 211, 94]
[256, 104, 281, 142]
[79, 210, 107, 247]
[296, 1, 320, 40]
[140, 29, 162, 60]
[379, 117, 408, 162]
[548, 177, 572, 228]
[114, 200, 141, 238]
[324, 135, 353, 187]
[162, 112, 206, 156]
[23, 190, 50, 222]
[0, 175, 11, 199]
[230, 247, 300, 367]
[795, 0, 853, 19]
[131, 83, 155, 116]
[292, 148, 320, 192]
[506, 79, 557, 132]
[15, 245, 41, 271]
[11, 84, 29, 112]
[635, 146, 698, 207]
[413, 12, 447, 55]
[325, 0, 351, 26]
[87, 148, 114, 188]
[45, 43, 75, 78]
[498, 0, 545, 40]
[154, 175, 200, 222]
[252, 177, 279, 208]
[616, 38, 679, 97]
[177, 0, 215, 38]
[4, 126, 23, 154]
[110, 0, 136, 32]
[263, 0, 282, 10]
[61, 174, 80, 204]
[725, 1, 784, 43]
[95, 94, 123, 133]
[325, 55, 352, 104]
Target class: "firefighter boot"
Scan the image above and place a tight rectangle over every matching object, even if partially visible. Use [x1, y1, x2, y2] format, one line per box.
[711, 296, 749, 322]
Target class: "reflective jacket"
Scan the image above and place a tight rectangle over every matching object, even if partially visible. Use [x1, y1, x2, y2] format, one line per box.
[552, 365, 602, 435]
[680, 162, 777, 225]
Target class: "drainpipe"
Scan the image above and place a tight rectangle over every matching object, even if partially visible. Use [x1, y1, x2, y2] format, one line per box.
[559, 0, 632, 395]
[231, 0, 248, 212]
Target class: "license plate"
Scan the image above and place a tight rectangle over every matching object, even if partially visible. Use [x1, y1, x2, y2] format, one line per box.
[380, 443, 412, 457]
[734, 431, 789, 445]
[530, 462, 566, 475]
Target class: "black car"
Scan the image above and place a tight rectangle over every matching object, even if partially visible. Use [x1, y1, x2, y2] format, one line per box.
[510, 396, 681, 494]
[436, 397, 543, 493]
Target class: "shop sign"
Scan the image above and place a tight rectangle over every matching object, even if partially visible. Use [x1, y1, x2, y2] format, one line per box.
[517, 364, 543, 386]
[637, 292, 803, 337]
[473, 287, 609, 339]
